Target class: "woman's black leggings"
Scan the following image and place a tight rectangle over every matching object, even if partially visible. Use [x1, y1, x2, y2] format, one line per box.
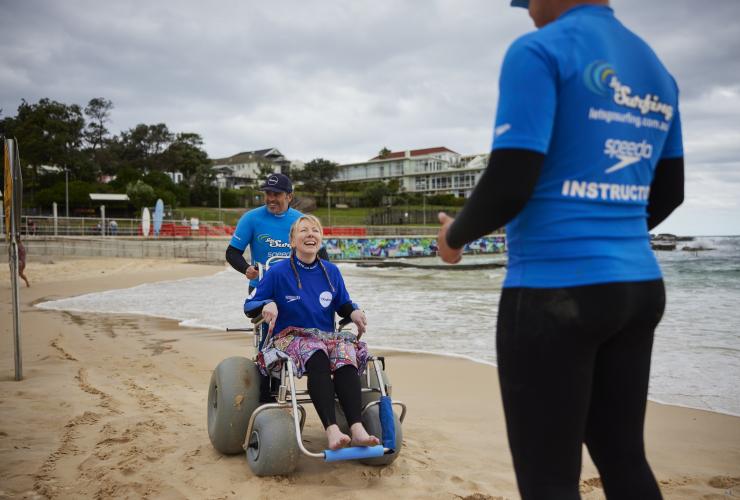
[497, 279, 665, 500]
[305, 351, 362, 429]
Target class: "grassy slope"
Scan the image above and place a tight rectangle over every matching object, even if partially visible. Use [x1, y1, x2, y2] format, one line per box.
[176, 205, 458, 227]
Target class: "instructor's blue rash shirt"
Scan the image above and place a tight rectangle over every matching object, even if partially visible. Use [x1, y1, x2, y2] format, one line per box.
[244, 257, 357, 334]
[229, 206, 302, 288]
[492, 5, 683, 288]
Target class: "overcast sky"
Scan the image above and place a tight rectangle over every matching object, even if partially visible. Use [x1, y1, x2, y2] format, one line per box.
[1, 0, 739, 235]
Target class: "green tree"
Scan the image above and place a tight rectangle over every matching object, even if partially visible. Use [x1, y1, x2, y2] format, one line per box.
[360, 181, 393, 207]
[189, 164, 217, 206]
[378, 147, 392, 158]
[163, 133, 209, 181]
[83, 97, 113, 152]
[109, 166, 141, 190]
[256, 159, 275, 182]
[143, 171, 182, 208]
[110, 123, 174, 174]
[294, 158, 339, 205]
[35, 180, 98, 211]
[2, 98, 86, 202]
[126, 180, 156, 209]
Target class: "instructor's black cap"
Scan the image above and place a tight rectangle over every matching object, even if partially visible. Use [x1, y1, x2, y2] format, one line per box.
[260, 173, 293, 193]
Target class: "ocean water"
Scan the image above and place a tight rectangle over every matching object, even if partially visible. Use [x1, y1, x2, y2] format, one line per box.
[37, 236, 740, 416]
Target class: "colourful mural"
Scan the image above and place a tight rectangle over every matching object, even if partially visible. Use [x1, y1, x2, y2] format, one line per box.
[324, 235, 505, 260]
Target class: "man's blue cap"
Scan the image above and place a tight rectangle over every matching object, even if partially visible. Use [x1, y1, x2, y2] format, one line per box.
[260, 173, 293, 193]
[510, 0, 529, 7]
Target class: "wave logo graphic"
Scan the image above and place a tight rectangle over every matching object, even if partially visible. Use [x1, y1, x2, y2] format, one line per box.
[583, 60, 616, 97]
[257, 234, 290, 248]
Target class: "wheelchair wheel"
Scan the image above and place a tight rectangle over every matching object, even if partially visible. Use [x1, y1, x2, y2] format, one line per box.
[360, 403, 403, 466]
[207, 356, 261, 455]
[246, 409, 299, 476]
[361, 361, 392, 408]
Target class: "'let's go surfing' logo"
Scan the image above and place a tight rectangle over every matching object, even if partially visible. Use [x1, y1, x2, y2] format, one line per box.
[257, 234, 290, 248]
[583, 60, 616, 97]
[584, 60, 673, 122]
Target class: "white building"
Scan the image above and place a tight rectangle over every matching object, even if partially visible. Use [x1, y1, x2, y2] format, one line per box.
[211, 148, 290, 189]
[165, 171, 184, 184]
[336, 147, 488, 197]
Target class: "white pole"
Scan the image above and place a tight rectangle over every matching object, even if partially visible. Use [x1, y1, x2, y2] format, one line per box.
[9, 236, 22, 380]
[53, 202, 58, 236]
[423, 193, 426, 225]
[101, 205, 106, 237]
[65, 168, 69, 218]
[6, 138, 23, 380]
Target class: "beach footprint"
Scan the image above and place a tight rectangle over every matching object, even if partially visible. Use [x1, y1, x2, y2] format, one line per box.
[708, 476, 739, 497]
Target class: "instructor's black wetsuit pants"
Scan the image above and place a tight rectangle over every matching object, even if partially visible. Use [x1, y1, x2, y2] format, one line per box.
[497, 279, 665, 500]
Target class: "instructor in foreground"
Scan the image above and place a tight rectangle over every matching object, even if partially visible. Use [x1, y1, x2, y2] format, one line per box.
[437, 1, 684, 498]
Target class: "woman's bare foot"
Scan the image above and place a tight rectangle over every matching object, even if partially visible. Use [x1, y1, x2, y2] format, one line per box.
[350, 423, 380, 447]
[326, 424, 351, 450]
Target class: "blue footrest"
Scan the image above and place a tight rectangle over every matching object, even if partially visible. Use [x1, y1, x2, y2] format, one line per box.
[323, 445, 385, 462]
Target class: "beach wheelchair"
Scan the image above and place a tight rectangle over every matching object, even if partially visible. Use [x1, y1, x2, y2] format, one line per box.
[207, 256, 407, 476]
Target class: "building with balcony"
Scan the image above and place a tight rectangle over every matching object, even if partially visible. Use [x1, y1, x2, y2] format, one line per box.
[336, 147, 488, 197]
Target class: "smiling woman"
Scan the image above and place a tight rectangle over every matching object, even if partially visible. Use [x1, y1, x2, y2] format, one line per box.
[244, 214, 374, 451]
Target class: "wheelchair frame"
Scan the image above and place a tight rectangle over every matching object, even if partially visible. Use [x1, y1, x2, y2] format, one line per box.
[242, 256, 407, 462]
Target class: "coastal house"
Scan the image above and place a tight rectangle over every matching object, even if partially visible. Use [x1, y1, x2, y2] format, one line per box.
[211, 148, 291, 189]
[335, 147, 487, 197]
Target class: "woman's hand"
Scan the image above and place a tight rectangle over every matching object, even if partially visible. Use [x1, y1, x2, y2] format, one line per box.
[262, 302, 278, 334]
[350, 309, 367, 339]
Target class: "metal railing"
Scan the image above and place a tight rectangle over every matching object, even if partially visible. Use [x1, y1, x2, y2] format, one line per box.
[14, 215, 231, 238]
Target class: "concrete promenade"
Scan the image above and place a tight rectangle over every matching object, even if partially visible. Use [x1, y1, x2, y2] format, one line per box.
[2, 236, 232, 264]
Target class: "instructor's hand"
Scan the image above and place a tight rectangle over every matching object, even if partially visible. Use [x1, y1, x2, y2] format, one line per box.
[437, 212, 463, 264]
[350, 309, 367, 339]
[245, 265, 259, 280]
[262, 302, 278, 335]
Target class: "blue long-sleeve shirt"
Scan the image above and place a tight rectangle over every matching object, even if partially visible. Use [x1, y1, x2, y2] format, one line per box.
[244, 256, 357, 333]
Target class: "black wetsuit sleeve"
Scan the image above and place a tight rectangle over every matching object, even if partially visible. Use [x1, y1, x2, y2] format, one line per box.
[446, 149, 545, 249]
[225, 245, 249, 274]
[647, 156, 684, 230]
[337, 301, 355, 319]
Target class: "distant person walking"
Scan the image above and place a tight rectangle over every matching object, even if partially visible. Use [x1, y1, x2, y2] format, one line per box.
[437, 1, 684, 498]
[16, 237, 30, 287]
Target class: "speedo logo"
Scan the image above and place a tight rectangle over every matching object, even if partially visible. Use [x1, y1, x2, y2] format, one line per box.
[603, 138, 653, 174]
[257, 234, 290, 248]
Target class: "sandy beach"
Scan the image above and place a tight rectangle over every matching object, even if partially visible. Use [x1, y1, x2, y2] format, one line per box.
[1, 258, 738, 499]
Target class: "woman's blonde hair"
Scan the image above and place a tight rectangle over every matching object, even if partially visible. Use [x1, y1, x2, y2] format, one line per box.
[288, 214, 333, 292]
[289, 214, 324, 247]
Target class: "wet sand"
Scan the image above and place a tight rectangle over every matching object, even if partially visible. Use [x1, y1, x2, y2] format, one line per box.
[0, 258, 738, 499]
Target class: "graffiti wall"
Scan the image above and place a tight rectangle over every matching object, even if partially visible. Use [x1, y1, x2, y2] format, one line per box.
[324, 235, 505, 260]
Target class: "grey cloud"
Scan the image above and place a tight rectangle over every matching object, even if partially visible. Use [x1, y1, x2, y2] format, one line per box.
[1, 0, 739, 232]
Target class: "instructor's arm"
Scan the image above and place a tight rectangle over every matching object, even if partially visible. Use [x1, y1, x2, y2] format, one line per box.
[225, 245, 259, 279]
[437, 149, 544, 264]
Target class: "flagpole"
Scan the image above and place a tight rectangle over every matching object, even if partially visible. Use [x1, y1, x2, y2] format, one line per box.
[4, 138, 23, 380]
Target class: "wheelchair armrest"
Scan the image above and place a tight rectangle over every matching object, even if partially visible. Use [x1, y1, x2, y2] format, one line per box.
[337, 316, 352, 330]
